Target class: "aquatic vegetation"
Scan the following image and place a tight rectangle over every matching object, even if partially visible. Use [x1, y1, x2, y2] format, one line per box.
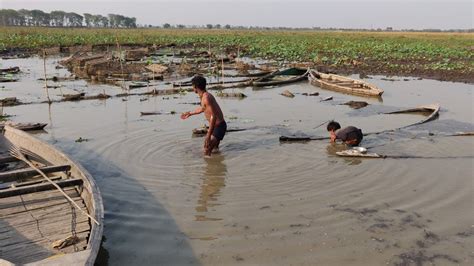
[0, 27, 472, 79]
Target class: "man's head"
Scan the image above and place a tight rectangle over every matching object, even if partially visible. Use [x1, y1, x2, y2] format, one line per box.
[327, 121, 341, 132]
[191, 75, 207, 93]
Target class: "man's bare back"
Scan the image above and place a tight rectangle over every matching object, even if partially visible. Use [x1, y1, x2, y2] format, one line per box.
[201, 92, 224, 124]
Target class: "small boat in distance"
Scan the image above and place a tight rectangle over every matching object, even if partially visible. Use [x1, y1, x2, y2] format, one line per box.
[0, 122, 48, 131]
[308, 70, 384, 97]
[253, 67, 309, 88]
[0, 125, 103, 265]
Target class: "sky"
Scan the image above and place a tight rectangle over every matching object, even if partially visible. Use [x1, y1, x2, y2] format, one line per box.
[1, 0, 472, 30]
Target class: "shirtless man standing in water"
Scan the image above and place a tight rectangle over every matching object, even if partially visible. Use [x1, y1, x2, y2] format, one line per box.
[181, 75, 227, 157]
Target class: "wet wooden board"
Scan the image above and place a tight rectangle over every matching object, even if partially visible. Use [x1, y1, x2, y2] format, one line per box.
[0, 178, 83, 198]
[0, 164, 71, 182]
[0, 187, 91, 264]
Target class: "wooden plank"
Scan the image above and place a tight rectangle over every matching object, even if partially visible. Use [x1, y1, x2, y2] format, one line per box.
[0, 220, 90, 247]
[0, 186, 77, 204]
[0, 155, 18, 164]
[2, 200, 88, 227]
[0, 176, 62, 190]
[1, 231, 90, 264]
[0, 164, 71, 183]
[0, 178, 82, 198]
[0, 193, 82, 217]
[0, 201, 88, 230]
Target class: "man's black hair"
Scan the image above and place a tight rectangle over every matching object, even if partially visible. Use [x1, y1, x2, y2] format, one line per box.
[191, 75, 207, 91]
[327, 121, 341, 131]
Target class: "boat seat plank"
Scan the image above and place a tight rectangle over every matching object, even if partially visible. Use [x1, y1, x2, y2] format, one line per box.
[0, 164, 71, 183]
[0, 178, 82, 199]
[0, 186, 77, 206]
[0, 176, 63, 190]
[0, 155, 18, 164]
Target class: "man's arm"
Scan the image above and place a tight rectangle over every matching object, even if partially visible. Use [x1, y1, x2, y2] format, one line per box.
[181, 105, 205, 120]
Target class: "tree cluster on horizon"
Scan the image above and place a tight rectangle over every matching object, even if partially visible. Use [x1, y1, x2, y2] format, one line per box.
[0, 9, 137, 28]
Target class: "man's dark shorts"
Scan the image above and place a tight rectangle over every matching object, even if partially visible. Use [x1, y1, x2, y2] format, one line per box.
[212, 121, 227, 141]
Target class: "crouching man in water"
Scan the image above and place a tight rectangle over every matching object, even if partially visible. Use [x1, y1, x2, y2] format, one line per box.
[327, 121, 363, 146]
[181, 75, 227, 157]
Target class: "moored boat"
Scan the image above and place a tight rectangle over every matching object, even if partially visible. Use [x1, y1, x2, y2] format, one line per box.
[0, 125, 103, 265]
[308, 70, 383, 97]
[253, 67, 309, 88]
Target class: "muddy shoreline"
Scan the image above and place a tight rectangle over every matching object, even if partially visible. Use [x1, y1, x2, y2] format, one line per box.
[2, 45, 473, 84]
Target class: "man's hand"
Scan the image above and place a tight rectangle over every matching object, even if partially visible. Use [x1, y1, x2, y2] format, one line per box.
[330, 132, 337, 143]
[180, 111, 191, 120]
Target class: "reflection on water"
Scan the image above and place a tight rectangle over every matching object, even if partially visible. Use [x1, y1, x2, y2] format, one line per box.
[195, 154, 227, 221]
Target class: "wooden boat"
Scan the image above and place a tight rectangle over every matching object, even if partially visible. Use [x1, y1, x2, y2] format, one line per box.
[192, 126, 247, 136]
[0, 122, 48, 131]
[385, 103, 440, 127]
[308, 70, 383, 97]
[253, 68, 309, 88]
[0, 76, 19, 83]
[0, 66, 20, 74]
[140, 111, 176, 116]
[0, 125, 103, 265]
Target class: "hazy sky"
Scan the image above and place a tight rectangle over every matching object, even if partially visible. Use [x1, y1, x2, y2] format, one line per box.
[1, 0, 472, 29]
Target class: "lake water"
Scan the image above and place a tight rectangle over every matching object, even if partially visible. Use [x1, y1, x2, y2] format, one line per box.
[1, 56, 473, 265]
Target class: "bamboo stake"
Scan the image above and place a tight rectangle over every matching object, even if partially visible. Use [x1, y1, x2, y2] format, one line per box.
[221, 58, 225, 85]
[9, 145, 100, 225]
[42, 50, 51, 103]
[115, 35, 126, 93]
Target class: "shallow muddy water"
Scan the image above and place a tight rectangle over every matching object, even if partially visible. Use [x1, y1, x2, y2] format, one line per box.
[1, 57, 473, 265]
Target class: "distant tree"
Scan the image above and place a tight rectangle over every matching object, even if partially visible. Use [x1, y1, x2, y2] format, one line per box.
[66, 12, 83, 27]
[30, 9, 49, 26]
[206, 24, 213, 29]
[224, 24, 231, 29]
[83, 13, 93, 27]
[215, 24, 221, 29]
[163, 23, 171, 28]
[50, 10, 66, 26]
[0, 9, 24, 26]
[177, 24, 185, 29]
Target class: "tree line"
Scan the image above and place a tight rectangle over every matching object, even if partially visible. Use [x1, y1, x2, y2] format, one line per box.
[0, 9, 137, 28]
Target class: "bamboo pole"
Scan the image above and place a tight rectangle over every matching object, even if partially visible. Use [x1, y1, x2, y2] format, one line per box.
[42, 50, 51, 103]
[115, 35, 126, 93]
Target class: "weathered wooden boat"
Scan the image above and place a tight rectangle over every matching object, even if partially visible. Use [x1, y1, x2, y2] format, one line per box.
[385, 103, 440, 127]
[192, 126, 247, 136]
[0, 122, 48, 131]
[0, 125, 103, 265]
[173, 78, 253, 88]
[0, 66, 20, 74]
[128, 81, 150, 89]
[253, 68, 309, 88]
[308, 70, 384, 97]
[215, 91, 247, 98]
[0, 76, 19, 83]
[140, 111, 176, 116]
